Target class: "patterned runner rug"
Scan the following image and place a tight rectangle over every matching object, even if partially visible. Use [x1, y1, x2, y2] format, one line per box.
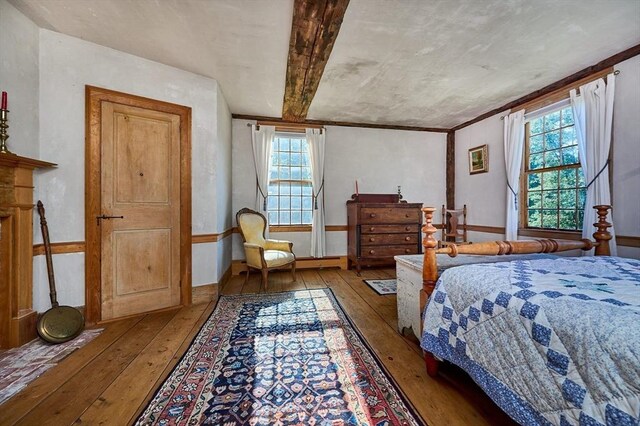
[137, 289, 422, 425]
[363, 279, 397, 295]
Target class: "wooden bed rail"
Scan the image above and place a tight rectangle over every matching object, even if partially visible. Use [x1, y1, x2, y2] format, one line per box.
[420, 205, 613, 312]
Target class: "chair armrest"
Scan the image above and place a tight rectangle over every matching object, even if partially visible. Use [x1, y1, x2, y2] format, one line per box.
[265, 239, 293, 252]
[244, 243, 265, 268]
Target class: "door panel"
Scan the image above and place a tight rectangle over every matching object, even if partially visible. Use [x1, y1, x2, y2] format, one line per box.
[101, 102, 181, 320]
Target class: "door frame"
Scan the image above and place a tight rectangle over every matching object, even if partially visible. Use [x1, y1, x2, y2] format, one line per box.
[85, 85, 192, 324]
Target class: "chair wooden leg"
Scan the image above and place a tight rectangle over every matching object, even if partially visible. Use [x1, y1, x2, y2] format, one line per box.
[291, 262, 296, 282]
[244, 269, 250, 285]
[424, 351, 440, 377]
[261, 269, 269, 291]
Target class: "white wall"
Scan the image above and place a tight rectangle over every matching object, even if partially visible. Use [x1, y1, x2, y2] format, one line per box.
[232, 119, 447, 259]
[454, 55, 640, 258]
[0, 0, 39, 158]
[31, 29, 231, 311]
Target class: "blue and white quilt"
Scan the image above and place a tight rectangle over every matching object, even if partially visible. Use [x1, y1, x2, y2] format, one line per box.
[421, 256, 640, 426]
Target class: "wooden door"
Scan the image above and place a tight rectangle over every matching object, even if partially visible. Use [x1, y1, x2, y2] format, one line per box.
[100, 102, 181, 320]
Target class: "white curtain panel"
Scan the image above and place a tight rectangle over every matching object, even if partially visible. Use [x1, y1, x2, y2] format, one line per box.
[503, 109, 526, 240]
[306, 128, 326, 257]
[250, 124, 275, 224]
[570, 74, 617, 255]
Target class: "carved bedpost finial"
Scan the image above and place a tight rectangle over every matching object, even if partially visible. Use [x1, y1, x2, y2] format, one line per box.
[593, 205, 612, 256]
[421, 208, 439, 310]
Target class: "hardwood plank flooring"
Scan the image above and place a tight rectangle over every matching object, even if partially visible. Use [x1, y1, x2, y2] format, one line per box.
[0, 268, 514, 426]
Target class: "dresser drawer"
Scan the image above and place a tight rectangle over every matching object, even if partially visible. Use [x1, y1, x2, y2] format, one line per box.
[361, 224, 420, 234]
[360, 207, 421, 224]
[361, 233, 418, 246]
[361, 245, 419, 258]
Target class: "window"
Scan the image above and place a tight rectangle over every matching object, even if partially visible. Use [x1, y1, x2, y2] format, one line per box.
[524, 105, 586, 231]
[267, 133, 313, 225]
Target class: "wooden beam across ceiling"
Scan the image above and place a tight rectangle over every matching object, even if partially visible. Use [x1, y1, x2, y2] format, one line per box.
[282, 0, 350, 122]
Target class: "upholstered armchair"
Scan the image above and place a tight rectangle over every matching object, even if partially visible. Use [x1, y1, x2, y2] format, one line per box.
[236, 208, 296, 288]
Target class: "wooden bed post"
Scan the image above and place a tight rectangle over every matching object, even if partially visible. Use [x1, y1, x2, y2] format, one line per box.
[421, 207, 441, 377]
[593, 205, 612, 256]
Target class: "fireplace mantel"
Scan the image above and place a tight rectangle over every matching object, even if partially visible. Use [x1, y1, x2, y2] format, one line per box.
[0, 152, 56, 348]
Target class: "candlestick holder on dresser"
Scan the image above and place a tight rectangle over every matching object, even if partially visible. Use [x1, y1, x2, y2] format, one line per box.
[0, 109, 11, 154]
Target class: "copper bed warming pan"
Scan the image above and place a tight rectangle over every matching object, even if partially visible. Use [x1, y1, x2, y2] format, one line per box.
[36, 201, 84, 344]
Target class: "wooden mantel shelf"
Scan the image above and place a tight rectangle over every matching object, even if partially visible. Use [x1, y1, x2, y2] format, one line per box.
[0, 153, 55, 348]
[0, 152, 56, 169]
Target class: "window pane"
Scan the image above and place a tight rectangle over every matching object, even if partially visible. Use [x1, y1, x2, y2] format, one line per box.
[279, 138, 289, 151]
[561, 107, 574, 126]
[291, 183, 302, 195]
[559, 189, 577, 209]
[559, 168, 577, 187]
[290, 152, 301, 166]
[578, 188, 586, 207]
[530, 135, 544, 153]
[543, 191, 558, 209]
[529, 153, 544, 170]
[301, 211, 311, 224]
[268, 212, 278, 224]
[528, 173, 541, 191]
[302, 185, 312, 196]
[577, 210, 584, 228]
[302, 197, 312, 210]
[530, 117, 544, 135]
[544, 111, 560, 131]
[559, 210, 577, 230]
[290, 138, 301, 151]
[561, 127, 576, 147]
[302, 167, 312, 180]
[279, 166, 290, 179]
[291, 196, 301, 209]
[280, 196, 290, 210]
[268, 184, 278, 196]
[267, 196, 277, 209]
[528, 192, 541, 209]
[544, 131, 560, 150]
[291, 211, 302, 224]
[279, 152, 289, 166]
[577, 168, 586, 187]
[279, 182, 290, 195]
[291, 167, 302, 180]
[561, 146, 579, 165]
[542, 171, 558, 189]
[544, 150, 561, 168]
[543, 210, 558, 228]
[279, 211, 290, 225]
[528, 209, 541, 227]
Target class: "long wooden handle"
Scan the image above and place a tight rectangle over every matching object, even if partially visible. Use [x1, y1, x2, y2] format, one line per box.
[37, 200, 59, 308]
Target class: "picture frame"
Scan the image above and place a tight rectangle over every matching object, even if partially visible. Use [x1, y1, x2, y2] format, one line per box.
[468, 144, 488, 175]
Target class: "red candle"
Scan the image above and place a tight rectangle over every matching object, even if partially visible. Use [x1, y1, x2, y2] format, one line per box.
[1, 92, 6, 110]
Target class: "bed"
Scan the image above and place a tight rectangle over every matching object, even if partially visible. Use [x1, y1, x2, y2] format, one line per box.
[418, 205, 639, 425]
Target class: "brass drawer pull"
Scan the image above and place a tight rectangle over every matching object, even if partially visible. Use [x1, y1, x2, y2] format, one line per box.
[405, 226, 411, 231]
[405, 213, 410, 218]
[369, 249, 375, 255]
[369, 237, 375, 242]
[405, 236, 411, 241]
[405, 248, 411, 253]
[370, 227, 375, 231]
[370, 213, 377, 218]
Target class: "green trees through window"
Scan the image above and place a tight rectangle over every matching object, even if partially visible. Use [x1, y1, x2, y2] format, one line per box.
[524, 106, 585, 231]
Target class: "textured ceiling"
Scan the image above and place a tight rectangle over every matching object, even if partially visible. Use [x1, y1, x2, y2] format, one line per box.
[9, 0, 640, 128]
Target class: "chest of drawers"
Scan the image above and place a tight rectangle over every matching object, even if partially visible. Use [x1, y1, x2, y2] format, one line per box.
[346, 194, 422, 275]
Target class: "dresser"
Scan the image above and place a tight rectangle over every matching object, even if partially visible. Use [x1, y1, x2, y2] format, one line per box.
[347, 194, 422, 275]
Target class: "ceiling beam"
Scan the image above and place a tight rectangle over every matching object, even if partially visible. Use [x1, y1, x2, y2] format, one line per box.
[282, 0, 350, 122]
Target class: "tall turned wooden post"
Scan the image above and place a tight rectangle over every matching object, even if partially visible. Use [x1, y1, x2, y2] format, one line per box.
[593, 205, 612, 256]
[421, 207, 440, 377]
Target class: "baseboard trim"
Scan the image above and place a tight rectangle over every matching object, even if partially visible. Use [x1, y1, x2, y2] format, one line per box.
[231, 256, 348, 275]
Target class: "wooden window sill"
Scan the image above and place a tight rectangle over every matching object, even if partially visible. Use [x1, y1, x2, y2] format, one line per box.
[518, 228, 582, 241]
[269, 225, 312, 232]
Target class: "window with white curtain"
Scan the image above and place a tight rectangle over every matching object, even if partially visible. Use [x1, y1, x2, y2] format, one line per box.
[267, 133, 313, 225]
[523, 104, 586, 231]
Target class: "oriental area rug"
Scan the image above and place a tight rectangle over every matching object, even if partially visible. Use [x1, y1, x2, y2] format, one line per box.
[136, 289, 423, 425]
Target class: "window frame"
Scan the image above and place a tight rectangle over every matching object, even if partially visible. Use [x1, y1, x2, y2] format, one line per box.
[519, 104, 585, 235]
[267, 131, 314, 228]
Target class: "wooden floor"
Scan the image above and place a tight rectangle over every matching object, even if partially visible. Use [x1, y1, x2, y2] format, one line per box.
[0, 268, 515, 426]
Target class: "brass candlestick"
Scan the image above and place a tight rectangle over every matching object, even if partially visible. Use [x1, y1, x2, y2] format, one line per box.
[0, 109, 11, 154]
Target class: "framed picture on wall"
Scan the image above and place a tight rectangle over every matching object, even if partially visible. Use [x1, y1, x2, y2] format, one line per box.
[468, 144, 488, 174]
